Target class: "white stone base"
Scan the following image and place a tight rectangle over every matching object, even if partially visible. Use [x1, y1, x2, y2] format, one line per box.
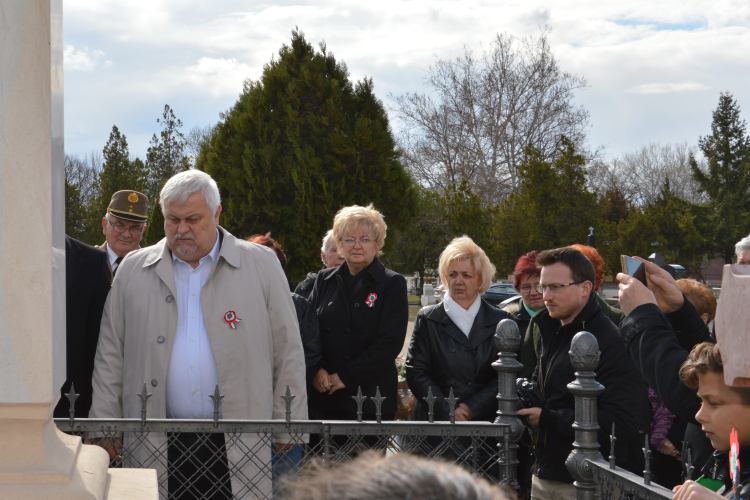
[0, 419, 158, 500]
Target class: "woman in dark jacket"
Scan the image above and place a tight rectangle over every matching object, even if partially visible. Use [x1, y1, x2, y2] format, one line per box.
[406, 236, 510, 423]
[309, 204, 408, 422]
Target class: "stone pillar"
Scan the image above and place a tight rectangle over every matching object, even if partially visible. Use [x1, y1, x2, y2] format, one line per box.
[492, 319, 524, 491]
[564, 331, 605, 500]
[0, 1, 156, 498]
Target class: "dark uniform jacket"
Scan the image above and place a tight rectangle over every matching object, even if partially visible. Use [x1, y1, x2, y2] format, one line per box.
[406, 299, 510, 422]
[54, 236, 111, 418]
[309, 258, 408, 414]
[619, 298, 715, 478]
[531, 295, 644, 483]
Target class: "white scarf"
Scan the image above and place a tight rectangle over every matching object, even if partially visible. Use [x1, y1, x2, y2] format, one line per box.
[443, 291, 481, 337]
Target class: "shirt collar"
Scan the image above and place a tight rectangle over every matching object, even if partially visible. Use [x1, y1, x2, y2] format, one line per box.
[171, 229, 221, 268]
[105, 243, 119, 267]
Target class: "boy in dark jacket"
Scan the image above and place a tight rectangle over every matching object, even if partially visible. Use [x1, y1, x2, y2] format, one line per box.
[518, 247, 644, 500]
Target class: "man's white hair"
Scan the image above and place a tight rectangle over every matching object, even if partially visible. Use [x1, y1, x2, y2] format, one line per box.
[736, 234, 750, 259]
[160, 170, 221, 213]
[320, 229, 335, 261]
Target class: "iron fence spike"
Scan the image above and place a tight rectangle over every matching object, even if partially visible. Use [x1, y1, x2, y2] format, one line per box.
[64, 383, 80, 425]
[280, 385, 295, 426]
[609, 422, 617, 469]
[424, 386, 437, 423]
[446, 387, 458, 424]
[686, 445, 695, 481]
[136, 383, 152, 424]
[372, 386, 386, 424]
[643, 433, 652, 485]
[352, 387, 368, 422]
[208, 384, 225, 427]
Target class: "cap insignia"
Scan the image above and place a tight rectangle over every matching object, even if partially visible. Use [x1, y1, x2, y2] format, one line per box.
[128, 193, 139, 203]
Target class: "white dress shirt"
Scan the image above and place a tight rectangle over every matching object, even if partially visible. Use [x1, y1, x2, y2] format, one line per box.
[166, 231, 222, 419]
[105, 243, 120, 273]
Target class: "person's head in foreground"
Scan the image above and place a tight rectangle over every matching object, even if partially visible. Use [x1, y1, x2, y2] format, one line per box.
[680, 342, 750, 453]
[676, 279, 717, 325]
[513, 251, 544, 312]
[290, 452, 509, 500]
[536, 247, 595, 325]
[160, 170, 222, 266]
[438, 236, 495, 310]
[331, 204, 387, 275]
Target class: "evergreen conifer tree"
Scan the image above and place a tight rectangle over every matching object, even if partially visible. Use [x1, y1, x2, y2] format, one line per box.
[197, 30, 418, 284]
[691, 92, 750, 262]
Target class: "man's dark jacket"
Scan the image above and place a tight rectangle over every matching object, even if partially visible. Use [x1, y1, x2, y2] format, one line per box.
[619, 298, 715, 478]
[406, 299, 510, 422]
[294, 271, 318, 300]
[291, 293, 323, 385]
[531, 295, 644, 482]
[309, 258, 408, 414]
[54, 236, 111, 418]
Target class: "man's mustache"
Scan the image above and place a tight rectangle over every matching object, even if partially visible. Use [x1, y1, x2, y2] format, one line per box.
[174, 233, 196, 242]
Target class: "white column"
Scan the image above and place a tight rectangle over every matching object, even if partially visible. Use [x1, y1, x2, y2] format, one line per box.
[0, 2, 156, 498]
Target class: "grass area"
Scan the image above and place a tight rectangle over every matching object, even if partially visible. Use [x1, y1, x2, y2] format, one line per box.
[408, 305, 421, 322]
[407, 294, 421, 305]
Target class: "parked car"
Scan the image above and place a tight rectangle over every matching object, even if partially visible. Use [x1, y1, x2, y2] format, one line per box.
[669, 264, 688, 279]
[481, 283, 518, 306]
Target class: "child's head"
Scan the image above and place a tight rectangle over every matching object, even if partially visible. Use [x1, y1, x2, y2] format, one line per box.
[680, 342, 750, 451]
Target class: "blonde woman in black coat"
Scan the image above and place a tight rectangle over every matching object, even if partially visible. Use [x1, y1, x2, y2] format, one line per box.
[406, 236, 510, 423]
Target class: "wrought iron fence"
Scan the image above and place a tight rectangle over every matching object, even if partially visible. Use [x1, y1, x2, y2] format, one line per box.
[54, 319, 526, 500]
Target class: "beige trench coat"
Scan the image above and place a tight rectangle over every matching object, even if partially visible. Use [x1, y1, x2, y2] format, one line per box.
[90, 227, 308, 498]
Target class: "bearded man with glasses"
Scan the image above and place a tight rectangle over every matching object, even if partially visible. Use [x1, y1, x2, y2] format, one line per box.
[98, 190, 149, 280]
[517, 247, 645, 500]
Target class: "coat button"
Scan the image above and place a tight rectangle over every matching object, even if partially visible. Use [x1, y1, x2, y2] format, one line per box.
[451, 349, 456, 353]
[344, 356, 350, 361]
[346, 328, 351, 334]
[166, 295, 173, 303]
[157, 336, 165, 343]
[354, 303, 360, 308]
[151, 379, 158, 387]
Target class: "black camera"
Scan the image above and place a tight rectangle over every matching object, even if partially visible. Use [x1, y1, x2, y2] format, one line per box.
[516, 378, 545, 411]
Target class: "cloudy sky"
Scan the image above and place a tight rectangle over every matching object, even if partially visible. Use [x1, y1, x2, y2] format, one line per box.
[62, 0, 750, 162]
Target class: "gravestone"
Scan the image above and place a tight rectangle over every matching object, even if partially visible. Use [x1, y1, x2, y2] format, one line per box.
[0, 1, 157, 498]
[421, 284, 436, 306]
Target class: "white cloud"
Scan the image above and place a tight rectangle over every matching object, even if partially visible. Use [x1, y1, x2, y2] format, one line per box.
[624, 81, 711, 94]
[63, 44, 110, 71]
[182, 57, 253, 98]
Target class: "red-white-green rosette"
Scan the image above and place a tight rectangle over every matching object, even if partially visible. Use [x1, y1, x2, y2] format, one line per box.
[365, 293, 378, 308]
[224, 311, 242, 329]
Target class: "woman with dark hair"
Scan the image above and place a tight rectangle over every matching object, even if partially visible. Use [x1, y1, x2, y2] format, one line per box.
[503, 251, 544, 362]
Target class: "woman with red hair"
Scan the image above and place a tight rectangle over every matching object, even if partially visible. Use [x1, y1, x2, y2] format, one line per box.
[502, 251, 544, 353]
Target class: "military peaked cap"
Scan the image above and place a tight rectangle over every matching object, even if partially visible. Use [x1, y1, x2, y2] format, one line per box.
[107, 190, 149, 223]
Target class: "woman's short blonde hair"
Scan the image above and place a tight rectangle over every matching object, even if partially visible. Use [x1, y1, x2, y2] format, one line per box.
[438, 236, 496, 294]
[332, 204, 387, 255]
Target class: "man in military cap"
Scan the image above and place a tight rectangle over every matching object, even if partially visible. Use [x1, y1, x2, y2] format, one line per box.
[99, 190, 148, 278]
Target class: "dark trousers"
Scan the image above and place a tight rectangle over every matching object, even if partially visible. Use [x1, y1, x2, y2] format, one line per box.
[167, 432, 232, 500]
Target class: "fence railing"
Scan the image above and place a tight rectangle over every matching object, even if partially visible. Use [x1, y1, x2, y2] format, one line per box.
[55, 322, 679, 500]
[55, 319, 525, 500]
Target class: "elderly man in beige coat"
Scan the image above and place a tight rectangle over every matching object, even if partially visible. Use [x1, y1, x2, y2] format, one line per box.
[89, 169, 307, 499]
